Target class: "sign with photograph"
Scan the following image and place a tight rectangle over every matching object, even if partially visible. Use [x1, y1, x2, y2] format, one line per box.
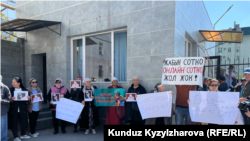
[136, 91, 173, 120]
[70, 80, 81, 88]
[161, 57, 205, 86]
[94, 89, 125, 106]
[51, 93, 60, 104]
[32, 93, 43, 103]
[14, 91, 29, 101]
[56, 98, 84, 124]
[125, 93, 137, 102]
[189, 91, 239, 124]
[84, 90, 93, 102]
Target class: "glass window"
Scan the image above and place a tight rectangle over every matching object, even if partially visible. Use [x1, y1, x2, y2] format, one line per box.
[85, 33, 111, 82]
[185, 39, 192, 57]
[114, 32, 127, 82]
[228, 48, 231, 52]
[73, 39, 83, 79]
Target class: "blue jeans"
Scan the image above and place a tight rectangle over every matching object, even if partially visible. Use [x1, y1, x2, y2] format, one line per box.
[175, 106, 190, 125]
[1, 114, 8, 141]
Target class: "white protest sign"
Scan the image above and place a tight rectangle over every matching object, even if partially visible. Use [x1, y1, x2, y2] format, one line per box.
[56, 98, 84, 124]
[137, 92, 172, 120]
[189, 91, 239, 124]
[161, 57, 205, 86]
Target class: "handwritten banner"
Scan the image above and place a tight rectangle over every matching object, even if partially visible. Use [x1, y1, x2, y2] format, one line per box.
[161, 57, 204, 85]
[189, 91, 239, 124]
[56, 98, 84, 124]
[94, 89, 125, 106]
[137, 92, 172, 120]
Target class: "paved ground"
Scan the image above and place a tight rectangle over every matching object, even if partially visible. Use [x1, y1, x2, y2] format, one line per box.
[8, 124, 104, 141]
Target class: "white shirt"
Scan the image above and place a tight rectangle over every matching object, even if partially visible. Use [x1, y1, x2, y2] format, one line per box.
[15, 88, 22, 112]
[225, 71, 236, 87]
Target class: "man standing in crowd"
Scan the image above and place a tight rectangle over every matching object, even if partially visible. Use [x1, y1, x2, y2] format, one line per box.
[1, 75, 11, 141]
[240, 68, 250, 124]
[218, 75, 229, 91]
[196, 77, 209, 91]
[235, 77, 246, 98]
[225, 65, 236, 91]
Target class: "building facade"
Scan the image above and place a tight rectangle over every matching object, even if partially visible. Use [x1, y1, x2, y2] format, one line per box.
[2, 1, 215, 123]
[215, 22, 250, 77]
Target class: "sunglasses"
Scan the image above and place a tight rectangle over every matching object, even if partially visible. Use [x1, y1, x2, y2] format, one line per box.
[56, 82, 61, 84]
[32, 81, 37, 84]
[209, 85, 218, 87]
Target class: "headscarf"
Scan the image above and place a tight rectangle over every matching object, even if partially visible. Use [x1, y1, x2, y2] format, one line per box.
[55, 78, 63, 87]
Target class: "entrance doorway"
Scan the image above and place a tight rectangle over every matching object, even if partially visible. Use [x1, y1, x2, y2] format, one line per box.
[31, 53, 47, 103]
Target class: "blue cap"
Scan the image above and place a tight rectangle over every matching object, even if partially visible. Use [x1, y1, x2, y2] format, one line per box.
[244, 68, 250, 74]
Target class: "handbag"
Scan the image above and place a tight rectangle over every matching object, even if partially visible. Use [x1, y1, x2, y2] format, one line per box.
[117, 106, 126, 119]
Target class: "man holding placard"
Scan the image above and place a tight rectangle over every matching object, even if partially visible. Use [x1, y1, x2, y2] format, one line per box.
[162, 57, 206, 125]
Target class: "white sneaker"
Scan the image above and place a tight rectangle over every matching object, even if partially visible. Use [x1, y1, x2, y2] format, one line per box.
[20, 135, 30, 139]
[34, 133, 39, 136]
[30, 133, 38, 137]
[85, 129, 89, 134]
[92, 129, 96, 134]
[14, 137, 21, 141]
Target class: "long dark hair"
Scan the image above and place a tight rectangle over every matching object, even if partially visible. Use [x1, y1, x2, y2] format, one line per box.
[13, 77, 25, 89]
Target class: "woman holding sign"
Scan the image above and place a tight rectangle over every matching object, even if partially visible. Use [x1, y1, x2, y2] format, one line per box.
[9, 77, 31, 140]
[125, 76, 147, 125]
[145, 83, 174, 125]
[106, 77, 124, 125]
[80, 78, 99, 134]
[47, 78, 71, 134]
[27, 78, 43, 137]
[187, 79, 220, 125]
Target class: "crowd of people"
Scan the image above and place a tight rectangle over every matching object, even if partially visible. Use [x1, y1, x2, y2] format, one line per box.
[1, 59, 250, 141]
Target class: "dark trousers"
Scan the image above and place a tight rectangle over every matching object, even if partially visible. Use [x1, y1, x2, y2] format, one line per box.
[12, 113, 26, 138]
[28, 111, 40, 134]
[74, 119, 83, 129]
[52, 111, 67, 132]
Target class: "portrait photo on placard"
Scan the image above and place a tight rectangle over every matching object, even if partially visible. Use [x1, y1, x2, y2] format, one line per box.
[84, 90, 92, 102]
[125, 93, 137, 102]
[14, 91, 29, 101]
[114, 90, 124, 106]
[70, 80, 81, 88]
[32, 93, 43, 103]
[51, 93, 60, 104]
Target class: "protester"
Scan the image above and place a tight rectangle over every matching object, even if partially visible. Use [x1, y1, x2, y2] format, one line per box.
[188, 79, 220, 125]
[27, 78, 43, 137]
[235, 78, 246, 98]
[80, 78, 99, 134]
[125, 77, 147, 125]
[163, 58, 206, 125]
[239, 68, 250, 125]
[9, 77, 31, 141]
[1, 75, 11, 141]
[218, 75, 229, 91]
[47, 78, 71, 134]
[145, 83, 174, 125]
[225, 65, 236, 91]
[106, 77, 124, 125]
[71, 76, 85, 133]
[198, 77, 210, 91]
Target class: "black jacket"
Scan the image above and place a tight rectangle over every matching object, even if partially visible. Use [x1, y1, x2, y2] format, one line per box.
[8, 87, 30, 129]
[47, 86, 71, 110]
[80, 85, 99, 127]
[70, 87, 83, 102]
[125, 84, 147, 123]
